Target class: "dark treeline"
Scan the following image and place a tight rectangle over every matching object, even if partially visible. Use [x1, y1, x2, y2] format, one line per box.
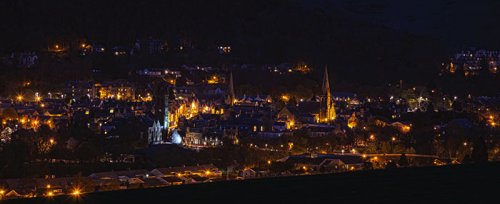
[0, 0, 446, 85]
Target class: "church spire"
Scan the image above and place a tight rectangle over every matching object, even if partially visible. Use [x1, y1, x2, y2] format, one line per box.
[322, 66, 331, 97]
[320, 66, 336, 122]
[226, 71, 236, 106]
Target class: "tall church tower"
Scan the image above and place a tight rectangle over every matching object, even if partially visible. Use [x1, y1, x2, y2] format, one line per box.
[225, 72, 236, 106]
[320, 67, 336, 123]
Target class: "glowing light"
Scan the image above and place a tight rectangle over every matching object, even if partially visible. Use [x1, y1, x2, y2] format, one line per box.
[171, 130, 182, 144]
[16, 95, 23, 102]
[47, 192, 54, 197]
[47, 184, 51, 188]
[370, 134, 375, 141]
[267, 160, 272, 165]
[391, 137, 396, 141]
[281, 94, 290, 102]
[401, 125, 411, 133]
[72, 188, 81, 196]
[286, 120, 295, 129]
[49, 138, 55, 144]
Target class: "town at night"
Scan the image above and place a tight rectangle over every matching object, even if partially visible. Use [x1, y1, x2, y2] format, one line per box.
[0, 0, 499, 203]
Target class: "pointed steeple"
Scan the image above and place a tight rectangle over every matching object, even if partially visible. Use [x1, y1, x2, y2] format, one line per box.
[322, 67, 331, 97]
[320, 66, 336, 122]
[226, 72, 236, 106]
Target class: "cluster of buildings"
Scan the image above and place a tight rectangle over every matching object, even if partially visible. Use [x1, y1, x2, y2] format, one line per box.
[0, 64, 399, 151]
[446, 49, 499, 75]
[0, 152, 374, 200]
[0, 164, 221, 199]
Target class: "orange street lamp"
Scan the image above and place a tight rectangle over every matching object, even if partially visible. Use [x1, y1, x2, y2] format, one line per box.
[72, 188, 81, 196]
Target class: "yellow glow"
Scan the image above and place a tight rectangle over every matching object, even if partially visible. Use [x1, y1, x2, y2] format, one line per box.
[40, 103, 45, 108]
[362, 154, 367, 158]
[20, 118, 26, 124]
[369, 134, 375, 141]
[47, 192, 54, 197]
[391, 137, 396, 141]
[286, 120, 295, 129]
[47, 184, 51, 188]
[205, 170, 211, 175]
[72, 189, 81, 196]
[0, 190, 5, 195]
[267, 160, 272, 165]
[16, 95, 23, 101]
[401, 125, 411, 133]
[281, 94, 290, 102]
[35, 96, 42, 102]
[81, 43, 86, 48]
[348, 121, 357, 129]
[49, 138, 55, 144]
[207, 76, 219, 84]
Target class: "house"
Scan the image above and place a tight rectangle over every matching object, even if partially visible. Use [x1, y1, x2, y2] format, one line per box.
[183, 175, 211, 184]
[284, 154, 366, 173]
[300, 125, 335, 137]
[239, 168, 257, 179]
[161, 176, 184, 185]
[88, 171, 121, 192]
[34, 178, 68, 196]
[141, 177, 169, 188]
[2, 178, 37, 198]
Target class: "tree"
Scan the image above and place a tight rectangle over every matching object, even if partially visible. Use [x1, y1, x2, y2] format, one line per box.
[398, 153, 409, 167]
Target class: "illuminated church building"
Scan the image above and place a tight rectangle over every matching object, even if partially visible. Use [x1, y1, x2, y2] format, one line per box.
[319, 67, 336, 123]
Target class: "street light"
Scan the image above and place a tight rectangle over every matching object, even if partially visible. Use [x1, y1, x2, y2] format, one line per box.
[72, 188, 81, 196]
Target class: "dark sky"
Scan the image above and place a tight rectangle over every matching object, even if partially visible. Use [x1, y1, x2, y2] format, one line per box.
[1, 0, 499, 52]
[300, 0, 500, 49]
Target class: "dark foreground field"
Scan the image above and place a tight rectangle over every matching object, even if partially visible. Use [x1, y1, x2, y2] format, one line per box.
[6, 163, 500, 204]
